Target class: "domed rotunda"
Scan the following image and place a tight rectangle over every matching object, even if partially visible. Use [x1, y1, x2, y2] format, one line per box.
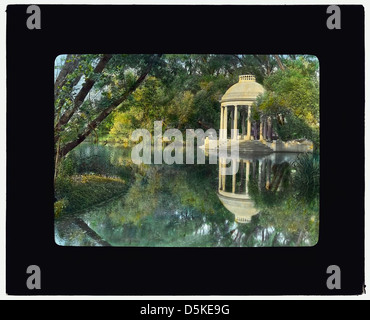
[220, 75, 265, 141]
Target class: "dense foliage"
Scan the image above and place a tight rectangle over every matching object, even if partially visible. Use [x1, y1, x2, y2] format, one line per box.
[256, 56, 320, 149]
[55, 54, 320, 154]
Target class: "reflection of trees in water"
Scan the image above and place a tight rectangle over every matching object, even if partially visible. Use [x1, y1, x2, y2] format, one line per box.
[56, 143, 319, 247]
[252, 158, 318, 247]
[248, 160, 292, 207]
[62, 143, 133, 180]
[219, 155, 319, 247]
[75, 164, 236, 247]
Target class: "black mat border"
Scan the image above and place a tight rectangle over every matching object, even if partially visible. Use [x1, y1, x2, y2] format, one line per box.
[6, 4, 365, 295]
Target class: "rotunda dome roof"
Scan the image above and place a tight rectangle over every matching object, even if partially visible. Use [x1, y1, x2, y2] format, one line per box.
[221, 75, 265, 104]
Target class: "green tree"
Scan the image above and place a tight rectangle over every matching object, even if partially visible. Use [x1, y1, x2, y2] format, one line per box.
[54, 54, 163, 158]
[257, 56, 319, 149]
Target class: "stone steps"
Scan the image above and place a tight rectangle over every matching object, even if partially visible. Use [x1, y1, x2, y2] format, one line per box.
[237, 140, 273, 153]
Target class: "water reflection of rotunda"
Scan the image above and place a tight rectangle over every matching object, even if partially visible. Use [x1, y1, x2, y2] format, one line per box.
[217, 153, 298, 224]
[217, 158, 259, 224]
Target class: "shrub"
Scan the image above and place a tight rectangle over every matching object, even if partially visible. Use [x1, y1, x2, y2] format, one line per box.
[293, 153, 320, 202]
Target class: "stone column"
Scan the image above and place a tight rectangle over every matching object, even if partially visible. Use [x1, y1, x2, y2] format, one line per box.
[230, 108, 234, 140]
[219, 158, 226, 191]
[266, 159, 271, 190]
[267, 116, 272, 141]
[233, 105, 238, 140]
[218, 158, 222, 190]
[220, 106, 224, 140]
[246, 105, 251, 140]
[222, 159, 226, 191]
[261, 159, 266, 189]
[259, 116, 264, 141]
[224, 106, 228, 140]
[258, 160, 262, 189]
[232, 159, 237, 193]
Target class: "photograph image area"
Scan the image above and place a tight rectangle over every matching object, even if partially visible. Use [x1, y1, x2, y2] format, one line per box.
[54, 54, 320, 248]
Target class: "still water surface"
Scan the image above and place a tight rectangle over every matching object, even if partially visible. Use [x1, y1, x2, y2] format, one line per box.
[55, 143, 319, 247]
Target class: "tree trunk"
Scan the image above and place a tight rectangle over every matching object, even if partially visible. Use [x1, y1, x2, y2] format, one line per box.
[274, 54, 285, 71]
[73, 218, 111, 246]
[54, 54, 81, 98]
[197, 120, 211, 129]
[59, 54, 162, 158]
[54, 72, 83, 121]
[54, 54, 113, 143]
[296, 230, 304, 246]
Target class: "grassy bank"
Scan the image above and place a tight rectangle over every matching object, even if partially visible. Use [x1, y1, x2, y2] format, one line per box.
[54, 174, 128, 217]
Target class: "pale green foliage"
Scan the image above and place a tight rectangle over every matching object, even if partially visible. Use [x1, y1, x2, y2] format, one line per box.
[258, 56, 319, 127]
[257, 56, 319, 149]
[54, 199, 69, 218]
